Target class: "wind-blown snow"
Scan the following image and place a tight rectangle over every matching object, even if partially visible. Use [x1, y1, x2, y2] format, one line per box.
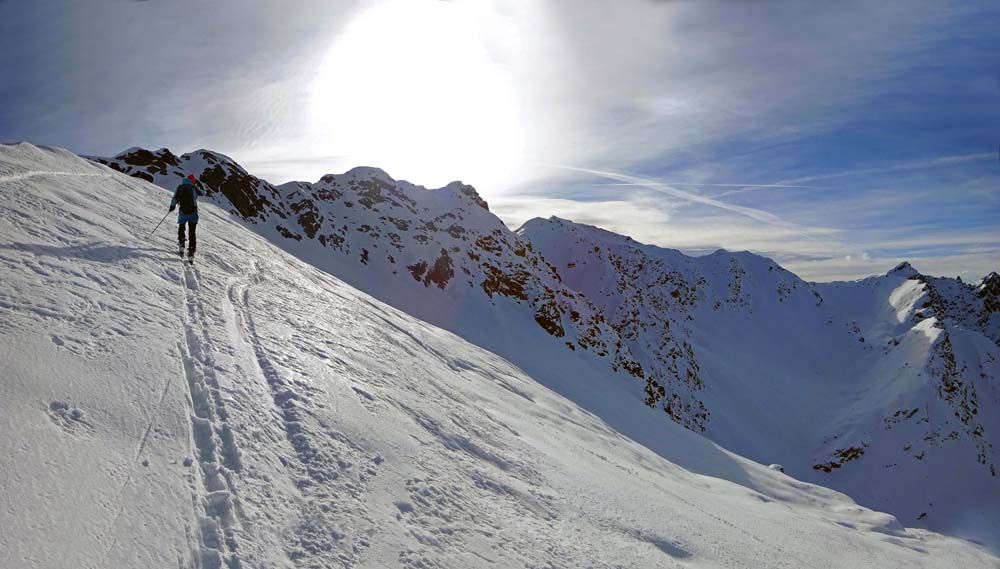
[2, 142, 998, 568]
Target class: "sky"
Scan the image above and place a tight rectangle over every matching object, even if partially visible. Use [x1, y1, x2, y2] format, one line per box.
[1, 0, 997, 281]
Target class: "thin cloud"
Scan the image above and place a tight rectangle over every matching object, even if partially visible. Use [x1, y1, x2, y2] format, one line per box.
[781, 152, 996, 185]
[595, 182, 818, 189]
[785, 248, 1000, 283]
[709, 152, 996, 199]
[550, 164, 815, 231]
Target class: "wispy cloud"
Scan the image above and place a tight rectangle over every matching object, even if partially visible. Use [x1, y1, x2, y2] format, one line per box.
[787, 248, 1000, 283]
[779, 152, 997, 186]
[596, 182, 818, 189]
[494, 195, 680, 240]
[549, 164, 816, 231]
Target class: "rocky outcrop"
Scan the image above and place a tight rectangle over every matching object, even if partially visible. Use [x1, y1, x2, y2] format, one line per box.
[88, 147, 287, 223]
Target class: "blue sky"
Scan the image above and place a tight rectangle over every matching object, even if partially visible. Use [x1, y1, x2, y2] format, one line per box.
[1, 0, 997, 281]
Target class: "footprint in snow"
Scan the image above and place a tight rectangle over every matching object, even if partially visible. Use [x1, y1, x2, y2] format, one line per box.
[47, 400, 95, 435]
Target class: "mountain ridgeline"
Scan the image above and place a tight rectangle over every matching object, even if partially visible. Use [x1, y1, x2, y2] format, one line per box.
[91, 147, 1000, 539]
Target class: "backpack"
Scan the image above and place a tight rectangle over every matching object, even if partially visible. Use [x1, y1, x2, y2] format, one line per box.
[177, 184, 198, 215]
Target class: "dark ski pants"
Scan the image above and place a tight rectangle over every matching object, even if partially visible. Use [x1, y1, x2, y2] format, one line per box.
[178, 221, 197, 254]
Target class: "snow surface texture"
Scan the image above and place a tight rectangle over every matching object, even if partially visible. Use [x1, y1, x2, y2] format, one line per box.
[1, 143, 995, 567]
[90, 146, 1000, 548]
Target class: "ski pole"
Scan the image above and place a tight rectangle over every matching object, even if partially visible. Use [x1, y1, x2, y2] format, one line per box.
[148, 211, 170, 238]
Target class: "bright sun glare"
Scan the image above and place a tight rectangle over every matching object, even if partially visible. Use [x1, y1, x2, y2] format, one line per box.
[310, 0, 523, 191]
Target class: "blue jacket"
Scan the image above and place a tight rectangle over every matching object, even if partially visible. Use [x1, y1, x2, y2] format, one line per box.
[171, 180, 204, 224]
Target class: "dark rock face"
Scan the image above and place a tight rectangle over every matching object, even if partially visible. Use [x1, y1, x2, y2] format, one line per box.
[406, 250, 455, 289]
[90, 148, 179, 182]
[912, 271, 1000, 345]
[813, 445, 868, 473]
[88, 147, 287, 226]
[119, 147, 181, 172]
[407, 260, 428, 282]
[352, 177, 417, 213]
[456, 184, 489, 211]
[979, 272, 1000, 324]
[198, 159, 277, 220]
[424, 249, 454, 289]
[533, 300, 565, 338]
[891, 261, 914, 273]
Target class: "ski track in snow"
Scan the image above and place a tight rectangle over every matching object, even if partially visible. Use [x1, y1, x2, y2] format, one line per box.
[226, 258, 380, 566]
[178, 262, 248, 569]
[0, 170, 110, 185]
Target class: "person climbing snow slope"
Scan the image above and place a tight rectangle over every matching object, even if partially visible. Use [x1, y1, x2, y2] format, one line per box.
[169, 174, 203, 261]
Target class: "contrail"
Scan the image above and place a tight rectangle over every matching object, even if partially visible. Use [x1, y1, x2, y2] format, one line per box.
[594, 182, 817, 189]
[550, 164, 805, 230]
[778, 152, 994, 185]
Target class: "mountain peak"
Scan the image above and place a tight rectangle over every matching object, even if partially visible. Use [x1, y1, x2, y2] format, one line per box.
[888, 261, 920, 278]
[112, 146, 180, 168]
[342, 166, 394, 181]
[192, 148, 242, 166]
[980, 271, 1000, 297]
[443, 180, 489, 210]
[116, 146, 146, 157]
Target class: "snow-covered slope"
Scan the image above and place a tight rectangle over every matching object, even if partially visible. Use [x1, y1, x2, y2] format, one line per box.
[88, 146, 1000, 548]
[88, 149, 628, 371]
[521, 217, 1000, 544]
[5, 144, 999, 567]
[812, 264, 1000, 533]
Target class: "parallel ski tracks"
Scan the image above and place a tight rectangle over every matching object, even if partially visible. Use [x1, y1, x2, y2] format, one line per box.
[178, 262, 248, 569]
[226, 259, 377, 567]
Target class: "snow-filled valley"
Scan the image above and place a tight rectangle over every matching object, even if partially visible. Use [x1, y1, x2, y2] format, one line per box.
[2, 142, 999, 568]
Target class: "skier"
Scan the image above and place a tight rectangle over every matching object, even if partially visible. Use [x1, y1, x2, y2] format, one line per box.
[169, 174, 204, 261]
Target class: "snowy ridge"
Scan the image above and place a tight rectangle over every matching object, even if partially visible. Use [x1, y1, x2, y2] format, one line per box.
[518, 216, 830, 432]
[90, 147, 658, 429]
[88, 146, 1000, 544]
[8, 141, 1000, 566]
[524, 216, 1000, 541]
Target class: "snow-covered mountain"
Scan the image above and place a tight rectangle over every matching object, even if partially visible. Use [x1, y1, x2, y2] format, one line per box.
[89, 148, 658, 431]
[523, 218, 1000, 541]
[89, 146, 1000, 547]
[11, 143, 1000, 567]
